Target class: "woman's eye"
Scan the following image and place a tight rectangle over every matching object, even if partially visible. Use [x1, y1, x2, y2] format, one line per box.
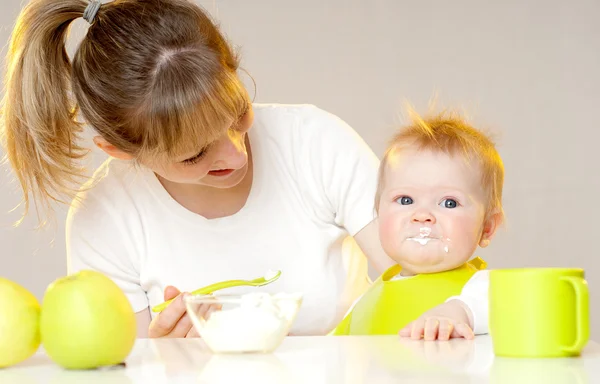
[440, 199, 458, 208]
[181, 149, 207, 165]
[396, 196, 413, 205]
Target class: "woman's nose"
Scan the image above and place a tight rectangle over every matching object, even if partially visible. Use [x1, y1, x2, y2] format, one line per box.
[213, 130, 247, 169]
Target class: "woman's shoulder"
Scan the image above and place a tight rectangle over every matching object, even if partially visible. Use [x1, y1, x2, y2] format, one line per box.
[252, 102, 325, 114]
[252, 102, 343, 126]
[252, 103, 359, 146]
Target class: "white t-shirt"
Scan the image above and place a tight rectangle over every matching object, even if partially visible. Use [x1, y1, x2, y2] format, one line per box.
[66, 103, 378, 336]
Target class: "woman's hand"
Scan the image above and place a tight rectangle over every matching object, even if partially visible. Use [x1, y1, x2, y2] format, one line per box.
[148, 286, 222, 338]
[149, 286, 198, 338]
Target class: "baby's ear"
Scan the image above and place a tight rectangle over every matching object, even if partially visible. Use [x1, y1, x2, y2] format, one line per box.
[479, 209, 503, 248]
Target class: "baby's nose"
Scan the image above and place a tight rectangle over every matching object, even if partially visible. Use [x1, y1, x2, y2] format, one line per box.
[411, 210, 436, 224]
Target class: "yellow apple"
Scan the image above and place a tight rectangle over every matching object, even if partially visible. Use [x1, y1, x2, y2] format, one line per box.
[40, 270, 137, 370]
[0, 277, 41, 368]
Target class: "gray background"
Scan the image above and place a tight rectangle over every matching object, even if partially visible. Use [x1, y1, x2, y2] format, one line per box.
[1, 0, 598, 338]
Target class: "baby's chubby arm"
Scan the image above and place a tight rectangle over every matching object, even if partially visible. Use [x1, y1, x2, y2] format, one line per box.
[399, 270, 490, 341]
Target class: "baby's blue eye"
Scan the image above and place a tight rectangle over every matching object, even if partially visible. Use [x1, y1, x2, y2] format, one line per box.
[440, 199, 458, 208]
[396, 196, 413, 205]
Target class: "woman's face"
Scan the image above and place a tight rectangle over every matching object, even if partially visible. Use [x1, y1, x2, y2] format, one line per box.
[147, 104, 255, 190]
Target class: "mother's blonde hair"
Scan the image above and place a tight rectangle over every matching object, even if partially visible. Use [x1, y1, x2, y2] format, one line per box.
[0, 0, 250, 226]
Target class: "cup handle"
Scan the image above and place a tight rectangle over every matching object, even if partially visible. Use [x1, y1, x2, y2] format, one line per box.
[560, 276, 590, 354]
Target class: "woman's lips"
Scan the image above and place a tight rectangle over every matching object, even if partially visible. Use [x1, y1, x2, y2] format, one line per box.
[208, 169, 234, 177]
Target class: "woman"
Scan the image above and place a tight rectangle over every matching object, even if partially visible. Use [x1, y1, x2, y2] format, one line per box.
[1, 0, 395, 338]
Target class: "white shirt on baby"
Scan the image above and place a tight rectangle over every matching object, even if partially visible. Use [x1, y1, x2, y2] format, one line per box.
[66, 103, 377, 336]
[447, 270, 490, 335]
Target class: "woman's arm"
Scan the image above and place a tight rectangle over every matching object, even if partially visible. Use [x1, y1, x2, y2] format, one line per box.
[354, 219, 396, 275]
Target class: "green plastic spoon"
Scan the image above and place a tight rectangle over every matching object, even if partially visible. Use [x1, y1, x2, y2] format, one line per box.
[151, 269, 282, 312]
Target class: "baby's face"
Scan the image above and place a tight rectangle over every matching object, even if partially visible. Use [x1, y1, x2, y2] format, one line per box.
[377, 147, 497, 276]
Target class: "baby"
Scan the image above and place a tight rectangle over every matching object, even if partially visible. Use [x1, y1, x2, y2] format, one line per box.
[332, 107, 504, 341]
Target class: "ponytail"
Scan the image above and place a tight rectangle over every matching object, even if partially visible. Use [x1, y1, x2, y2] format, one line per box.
[0, 0, 89, 226]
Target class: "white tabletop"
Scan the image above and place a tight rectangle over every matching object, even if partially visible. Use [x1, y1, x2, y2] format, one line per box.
[1, 335, 598, 384]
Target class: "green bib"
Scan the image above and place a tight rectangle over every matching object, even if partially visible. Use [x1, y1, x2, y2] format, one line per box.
[330, 257, 487, 335]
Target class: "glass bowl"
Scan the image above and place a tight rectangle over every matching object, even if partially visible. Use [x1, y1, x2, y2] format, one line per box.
[184, 292, 303, 353]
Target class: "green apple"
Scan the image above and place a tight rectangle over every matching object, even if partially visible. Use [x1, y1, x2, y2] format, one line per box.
[0, 278, 41, 367]
[40, 270, 137, 370]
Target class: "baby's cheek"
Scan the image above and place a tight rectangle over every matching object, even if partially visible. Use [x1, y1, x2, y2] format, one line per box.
[446, 214, 477, 239]
[444, 217, 483, 262]
[378, 215, 399, 253]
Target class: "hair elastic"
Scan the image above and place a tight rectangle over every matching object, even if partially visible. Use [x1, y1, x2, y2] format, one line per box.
[83, 0, 102, 24]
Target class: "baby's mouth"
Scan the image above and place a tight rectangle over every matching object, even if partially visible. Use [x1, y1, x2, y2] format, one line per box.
[405, 227, 440, 245]
[406, 236, 439, 245]
[404, 227, 450, 253]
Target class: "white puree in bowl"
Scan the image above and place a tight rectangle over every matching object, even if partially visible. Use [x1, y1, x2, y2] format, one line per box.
[200, 292, 301, 353]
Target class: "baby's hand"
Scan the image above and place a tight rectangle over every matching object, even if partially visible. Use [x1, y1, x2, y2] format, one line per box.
[399, 300, 474, 341]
